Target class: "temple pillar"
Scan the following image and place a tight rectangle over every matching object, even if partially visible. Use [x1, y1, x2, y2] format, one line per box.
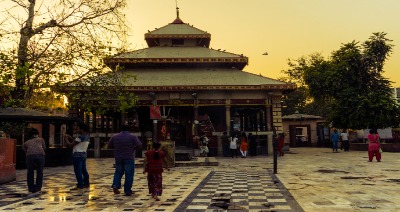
[266, 97, 273, 155]
[265, 105, 272, 131]
[193, 105, 199, 123]
[193, 105, 199, 136]
[271, 94, 283, 133]
[225, 105, 231, 133]
[193, 105, 199, 156]
[216, 105, 231, 157]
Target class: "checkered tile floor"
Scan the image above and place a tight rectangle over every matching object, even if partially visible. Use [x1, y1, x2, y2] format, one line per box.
[0, 157, 301, 211]
[176, 171, 298, 211]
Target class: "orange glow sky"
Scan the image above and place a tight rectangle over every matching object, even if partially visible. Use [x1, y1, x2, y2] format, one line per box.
[126, 0, 400, 87]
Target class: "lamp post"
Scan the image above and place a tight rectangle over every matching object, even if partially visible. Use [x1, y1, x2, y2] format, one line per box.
[263, 52, 280, 173]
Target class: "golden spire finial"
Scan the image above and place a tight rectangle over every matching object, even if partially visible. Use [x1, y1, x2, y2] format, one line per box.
[175, 0, 180, 18]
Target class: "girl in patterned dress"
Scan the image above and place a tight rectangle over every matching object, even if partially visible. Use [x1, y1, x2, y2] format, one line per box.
[143, 142, 169, 201]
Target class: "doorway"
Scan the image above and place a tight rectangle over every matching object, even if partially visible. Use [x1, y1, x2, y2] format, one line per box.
[289, 125, 311, 147]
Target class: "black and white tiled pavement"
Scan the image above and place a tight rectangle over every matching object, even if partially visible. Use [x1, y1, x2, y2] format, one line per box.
[0, 157, 301, 211]
[176, 171, 301, 211]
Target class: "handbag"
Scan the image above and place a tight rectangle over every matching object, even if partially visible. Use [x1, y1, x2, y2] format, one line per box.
[379, 147, 383, 153]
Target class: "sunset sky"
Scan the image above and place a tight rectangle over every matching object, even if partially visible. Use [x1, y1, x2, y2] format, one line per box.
[126, 0, 400, 87]
[1, 0, 399, 87]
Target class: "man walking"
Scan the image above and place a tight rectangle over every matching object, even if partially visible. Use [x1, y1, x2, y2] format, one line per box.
[108, 124, 142, 196]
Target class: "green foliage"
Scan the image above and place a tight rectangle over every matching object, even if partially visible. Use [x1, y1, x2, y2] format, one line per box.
[56, 68, 138, 114]
[283, 32, 400, 129]
[25, 91, 65, 112]
[0, 0, 129, 109]
[1, 122, 26, 138]
[280, 86, 307, 115]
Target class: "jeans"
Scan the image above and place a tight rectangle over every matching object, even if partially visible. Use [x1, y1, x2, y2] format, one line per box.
[332, 141, 338, 151]
[26, 154, 45, 192]
[112, 159, 135, 194]
[73, 153, 90, 188]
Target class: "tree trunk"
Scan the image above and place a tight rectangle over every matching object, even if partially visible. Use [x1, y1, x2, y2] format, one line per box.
[13, 0, 36, 106]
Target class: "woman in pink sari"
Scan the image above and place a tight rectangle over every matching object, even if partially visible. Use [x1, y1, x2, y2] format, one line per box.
[367, 129, 381, 162]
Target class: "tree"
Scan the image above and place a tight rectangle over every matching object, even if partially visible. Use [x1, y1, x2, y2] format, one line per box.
[280, 54, 331, 117]
[283, 32, 400, 129]
[0, 0, 130, 110]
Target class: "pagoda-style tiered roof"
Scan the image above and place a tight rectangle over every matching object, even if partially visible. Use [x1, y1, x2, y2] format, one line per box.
[116, 68, 292, 90]
[100, 10, 296, 91]
[104, 47, 248, 69]
[104, 10, 249, 69]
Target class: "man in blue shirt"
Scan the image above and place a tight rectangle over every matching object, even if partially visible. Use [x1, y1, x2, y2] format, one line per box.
[108, 124, 142, 196]
[331, 129, 340, 152]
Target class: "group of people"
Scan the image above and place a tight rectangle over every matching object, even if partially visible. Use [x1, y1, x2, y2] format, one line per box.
[23, 123, 169, 201]
[219, 131, 258, 158]
[331, 129, 350, 152]
[331, 128, 382, 161]
[22, 124, 383, 201]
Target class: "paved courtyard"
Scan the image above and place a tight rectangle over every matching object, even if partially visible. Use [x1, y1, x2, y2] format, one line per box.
[0, 148, 399, 211]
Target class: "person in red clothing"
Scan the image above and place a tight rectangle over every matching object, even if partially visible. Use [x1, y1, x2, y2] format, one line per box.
[367, 129, 381, 162]
[143, 142, 169, 201]
[278, 133, 285, 156]
[240, 137, 248, 158]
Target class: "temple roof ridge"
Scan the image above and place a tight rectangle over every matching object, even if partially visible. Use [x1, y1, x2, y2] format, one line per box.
[146, 22, 210, 36]
[104, 46, 248, 62]
[244, 71, 287, 84]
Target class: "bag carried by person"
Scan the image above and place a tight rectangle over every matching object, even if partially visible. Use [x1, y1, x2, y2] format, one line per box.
[379, 147, 383, 153]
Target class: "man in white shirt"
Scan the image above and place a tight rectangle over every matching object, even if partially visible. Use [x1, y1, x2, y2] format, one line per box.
[340, 130, 350, 152]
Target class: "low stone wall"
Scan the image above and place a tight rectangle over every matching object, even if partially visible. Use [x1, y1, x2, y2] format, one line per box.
[0, 139, 16, 184]
[350, 143, 400, 152]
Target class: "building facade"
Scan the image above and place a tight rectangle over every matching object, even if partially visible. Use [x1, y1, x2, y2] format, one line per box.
[61, 12, 295, 156]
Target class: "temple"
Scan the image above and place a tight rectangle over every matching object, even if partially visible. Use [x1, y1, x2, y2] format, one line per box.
[61, 10, 296, 156]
